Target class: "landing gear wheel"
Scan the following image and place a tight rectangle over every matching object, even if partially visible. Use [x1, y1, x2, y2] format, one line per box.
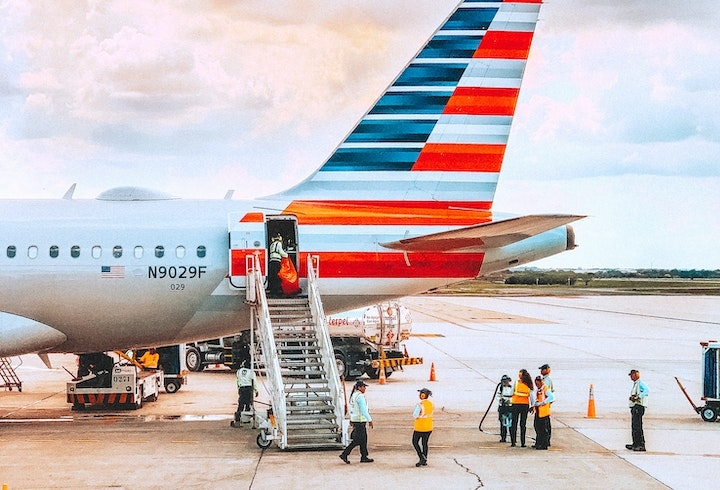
[256, 432, 272, 449]
[701, 406, 717, 422]
[185, 346, 202, 372]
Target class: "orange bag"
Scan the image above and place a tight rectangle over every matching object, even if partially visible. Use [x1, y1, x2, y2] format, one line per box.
[278, 257, 301, 295]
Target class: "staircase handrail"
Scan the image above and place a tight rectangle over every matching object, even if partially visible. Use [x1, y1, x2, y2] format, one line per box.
[247, 254, 287, 448]
[305, 254, 345, 440]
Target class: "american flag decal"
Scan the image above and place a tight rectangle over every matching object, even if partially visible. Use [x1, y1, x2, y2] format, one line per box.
[101, 265, 125, 278]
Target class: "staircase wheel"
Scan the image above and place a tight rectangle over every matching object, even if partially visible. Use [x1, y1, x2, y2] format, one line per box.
[257, 431, 272, 449]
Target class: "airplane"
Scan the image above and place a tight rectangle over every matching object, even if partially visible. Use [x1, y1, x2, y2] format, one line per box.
[0, 0, 583, 360]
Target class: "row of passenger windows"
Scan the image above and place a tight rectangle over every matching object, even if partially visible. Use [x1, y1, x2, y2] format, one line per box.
[5, 245, 207, 260]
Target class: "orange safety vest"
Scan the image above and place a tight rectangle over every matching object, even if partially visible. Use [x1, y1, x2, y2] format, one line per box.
[511, 381, 531, 405]
[536, 385, 551, 418]
[413, 399, 434, 432]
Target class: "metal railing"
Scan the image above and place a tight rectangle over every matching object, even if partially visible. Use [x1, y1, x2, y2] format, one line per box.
[246, 254, 288, 448]
[305, 254, 347, 444]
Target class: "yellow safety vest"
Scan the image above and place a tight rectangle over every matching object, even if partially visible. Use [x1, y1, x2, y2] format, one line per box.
[413, 399, 434, 432]
[536, 385, 551, 418]
[511, 381, 531, 405]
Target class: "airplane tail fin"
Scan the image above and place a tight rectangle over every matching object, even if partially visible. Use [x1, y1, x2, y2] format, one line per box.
[270, 1, 542, 221]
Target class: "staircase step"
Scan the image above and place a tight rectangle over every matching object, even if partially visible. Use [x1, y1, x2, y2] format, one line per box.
[280, 353, 322, 359]
[279, 361, 323, 368]
[287, 405, 335, 413]
[286, 422, 339, 430]
[284, 386, 330, 394]
[287, 395, 333, 403]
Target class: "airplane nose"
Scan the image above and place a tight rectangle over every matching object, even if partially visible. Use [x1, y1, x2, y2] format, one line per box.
[566, 225, 577, 250]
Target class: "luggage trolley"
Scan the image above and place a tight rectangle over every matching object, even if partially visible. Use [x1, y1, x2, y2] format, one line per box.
[699, 341, 720, 422]
[675, 341, 720, 422]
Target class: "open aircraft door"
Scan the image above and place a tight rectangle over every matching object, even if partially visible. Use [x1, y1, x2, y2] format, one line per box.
[228, 212, 267, 290]
[228, 213, 302, 290]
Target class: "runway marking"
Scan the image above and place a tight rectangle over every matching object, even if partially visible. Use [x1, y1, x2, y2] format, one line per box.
[172, 440, 200, 444]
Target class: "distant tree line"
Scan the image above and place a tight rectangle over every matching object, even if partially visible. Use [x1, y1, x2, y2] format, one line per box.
[593, 269, 720, 279]
[503, 269, 720, 286]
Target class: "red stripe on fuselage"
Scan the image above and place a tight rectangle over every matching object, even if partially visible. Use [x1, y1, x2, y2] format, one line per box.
[414, 143, 505, 172]
[304, 251, 484, 278]
[282, 201, 493, 226]
[232, 250, 484, 279]
[443, 87, 519, 116]
[474, 31, 535, 60]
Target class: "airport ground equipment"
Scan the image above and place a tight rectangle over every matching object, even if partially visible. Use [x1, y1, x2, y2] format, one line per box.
[244, 254, 346, 450]
[67, 352, 163, 410]
[187, 302, 418, 380]
[136, 345, 188, 393]
[0, 357, 22, 392]
[675, 341, 720, 422]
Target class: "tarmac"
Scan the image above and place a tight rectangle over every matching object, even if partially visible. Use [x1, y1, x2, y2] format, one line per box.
[1, 295, 720, 489]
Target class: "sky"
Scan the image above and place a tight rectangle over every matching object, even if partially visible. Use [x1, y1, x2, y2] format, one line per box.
[1, 0, 719, 270]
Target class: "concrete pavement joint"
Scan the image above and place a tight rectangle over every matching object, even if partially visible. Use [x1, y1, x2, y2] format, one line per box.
[453, 458, 484, 488]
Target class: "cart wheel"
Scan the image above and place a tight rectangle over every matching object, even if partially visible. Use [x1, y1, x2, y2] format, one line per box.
[701, 406, 717, 422]
[165, 380, 181, 394]
[256, 431, 272, 449]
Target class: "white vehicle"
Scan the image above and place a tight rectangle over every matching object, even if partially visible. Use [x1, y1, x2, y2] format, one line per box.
[67, 353, 162, 410]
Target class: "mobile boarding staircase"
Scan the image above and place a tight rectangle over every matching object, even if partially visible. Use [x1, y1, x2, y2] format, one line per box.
[245, 254, 347, 450]
[0, 357, 22, 392]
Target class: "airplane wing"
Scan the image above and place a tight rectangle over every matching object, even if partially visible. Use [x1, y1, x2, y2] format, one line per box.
[379, 215, 585, 252]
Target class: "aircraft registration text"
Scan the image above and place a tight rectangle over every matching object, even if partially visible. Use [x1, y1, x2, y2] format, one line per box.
[147, 265, 207, 279]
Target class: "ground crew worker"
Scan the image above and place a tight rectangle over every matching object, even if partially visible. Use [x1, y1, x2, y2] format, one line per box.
[539, 363, 554, 445]
[532, 376, 554, 450]
[510, 369, 533, 447]
[138, 348, 159, 369]
[626, 369, 649, 452]
[235, 362, 258, 422]
[412, 387, 434, 467]
[339, 380, 374, 464]
[267, 234, 288, 296]
[496, 375, 514, 442]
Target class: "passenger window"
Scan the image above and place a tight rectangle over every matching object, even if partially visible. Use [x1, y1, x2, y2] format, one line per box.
[155, 246, 165, 258]
[176, 246, 186, 259]
[28, 246, 38, 259]
[71, 245, 80, 258]
[92, 246, 102, 259]
[49, 245, 59, 258]
[113, 246, 122, 258]
[197, 245, 206, 258]
[7, 246, 16, 258]
[134, 246, 143, 259]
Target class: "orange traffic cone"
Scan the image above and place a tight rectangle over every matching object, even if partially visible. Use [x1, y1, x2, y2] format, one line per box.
[429, 362, 437, 382]
[586, 384, 596, 418]
[378, 365, 387, 385]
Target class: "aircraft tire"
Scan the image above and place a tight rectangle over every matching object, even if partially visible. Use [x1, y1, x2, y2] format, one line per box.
[185, 346, 202, 372]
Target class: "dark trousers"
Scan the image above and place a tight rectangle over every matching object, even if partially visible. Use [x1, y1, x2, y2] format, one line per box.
[341, 422, 369, 459]
[510, 404, 529, 446]
[631, 405, 646, 448]
[533, 414, 550, 449]
[268, 260, 282, 295]
[235, 386, 253, 420]
[498, 405, 512, 441]
[412, 430, 432, 462]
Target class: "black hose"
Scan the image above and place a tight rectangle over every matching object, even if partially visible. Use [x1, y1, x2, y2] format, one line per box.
[479, 381, 501, 432]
